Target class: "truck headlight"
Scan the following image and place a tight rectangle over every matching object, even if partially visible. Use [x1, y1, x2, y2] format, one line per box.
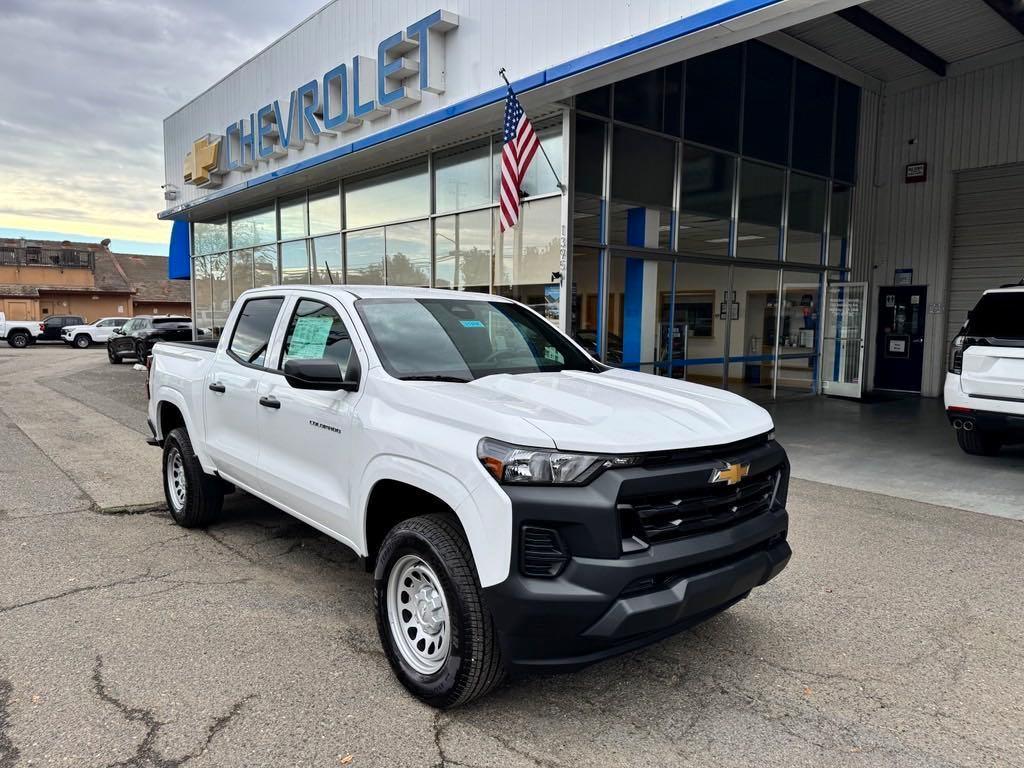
[477, 438, 640, 485]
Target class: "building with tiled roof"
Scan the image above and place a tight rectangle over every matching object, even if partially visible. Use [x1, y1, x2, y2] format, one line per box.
[0, 238, 190, 322]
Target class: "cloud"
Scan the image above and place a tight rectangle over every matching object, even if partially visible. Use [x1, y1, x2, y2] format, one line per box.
[0, 0, 326, 246]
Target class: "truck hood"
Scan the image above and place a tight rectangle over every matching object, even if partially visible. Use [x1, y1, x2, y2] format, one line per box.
[412, 369, 773, 453]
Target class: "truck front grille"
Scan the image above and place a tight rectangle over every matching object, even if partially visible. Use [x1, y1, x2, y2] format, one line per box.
[618, 469, 780, 546]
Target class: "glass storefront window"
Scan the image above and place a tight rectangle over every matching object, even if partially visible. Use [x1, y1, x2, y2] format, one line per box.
[792, 62, 835, 177]
[386, 221, 431, 287]
[192, 255, 213, 335]
[678, 144, 734, 258]
[281, 240, 310, 284]
[311, 234, 342, 284]
[787, 173, 827, 265]
[279, 194, 307, 240]
[828, 184, 852, 269]
[193, 217, 228, 255]
[345, 228, 385, 284]
[434, 210, 492, 290]
[230, 249, 253, 299]
[493, 123, 563, 199]
[610, 125, 674, 249]
[743, 42, 792, 165]
[230, 204, 276, 248]
[309, 185, 340, 234]
[737, 161, 784, 261]
[494, 197, 561, 323]
[730, 266, 781, 402]
[345, 161, 428, 229]
[210, 253, 230, 337]
[435, 140, 491, 213]
[684, 46, 742, 152]
[613, 64, 681, 135]
[576, 84, 610, 116]
[573, 115, 606, 244]
[570, 247, 602, 356]
[834, 81, 860, 184]
[253, 244, 277, 287]
[777, 271, 822, 394]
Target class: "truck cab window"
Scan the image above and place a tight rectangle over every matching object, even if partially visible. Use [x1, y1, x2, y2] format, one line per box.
[279, 299, 354, 370]
[228, 297, 284, 367]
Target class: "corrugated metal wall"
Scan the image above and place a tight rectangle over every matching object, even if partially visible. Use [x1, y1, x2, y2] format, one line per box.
[852, 56, 1024, 397]
[947, 163, 1024, 342]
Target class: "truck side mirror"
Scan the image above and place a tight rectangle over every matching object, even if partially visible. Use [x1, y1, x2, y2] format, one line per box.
[283, 359, 358, 392]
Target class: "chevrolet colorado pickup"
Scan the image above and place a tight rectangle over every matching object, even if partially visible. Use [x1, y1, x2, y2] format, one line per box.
[945, 284, 1024, 455]
[147, 285, 791, 707]
[0, 311, 43, 348]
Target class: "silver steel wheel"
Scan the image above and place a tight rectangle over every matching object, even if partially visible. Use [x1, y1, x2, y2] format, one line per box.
[386, 555, 451, 675]
[165, 447, 187, 513]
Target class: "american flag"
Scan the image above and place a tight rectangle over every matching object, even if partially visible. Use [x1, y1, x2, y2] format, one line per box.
[499, 86, 539, 233]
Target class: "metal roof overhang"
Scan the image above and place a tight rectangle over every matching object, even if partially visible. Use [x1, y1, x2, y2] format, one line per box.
[158, 0, 867, 224]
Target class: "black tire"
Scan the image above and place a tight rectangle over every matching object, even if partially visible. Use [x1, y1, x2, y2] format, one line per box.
[135, 341, 149, 362]
[956, 427, 1002, 456]
[374, 514, 506, 708]
[74, 334, 91, 349]
[107, 346, 122, 364]
[162, 427, 223, 527]
[7, 331, 29, 349]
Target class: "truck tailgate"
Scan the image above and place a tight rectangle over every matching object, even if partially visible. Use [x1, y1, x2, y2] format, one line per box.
[961, 345, 1024, 401]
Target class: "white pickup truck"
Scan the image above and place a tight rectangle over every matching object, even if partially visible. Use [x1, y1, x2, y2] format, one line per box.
[0, 312, 42, 348]
[945, 283, 1024, 455]
[147, 285, 791, 707]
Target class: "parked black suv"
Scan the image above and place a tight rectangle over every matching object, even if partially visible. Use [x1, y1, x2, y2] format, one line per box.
[107, 316, 196, 364]
[38, 314, 85, 341]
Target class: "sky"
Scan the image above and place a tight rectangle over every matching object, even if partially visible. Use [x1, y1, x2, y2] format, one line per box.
[0, 0, 326, 256]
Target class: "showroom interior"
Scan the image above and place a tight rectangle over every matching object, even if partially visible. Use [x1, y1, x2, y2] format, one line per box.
[173, 0, 1024, 405]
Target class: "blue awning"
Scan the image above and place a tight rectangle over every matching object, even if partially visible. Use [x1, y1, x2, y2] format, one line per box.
[168, 219, 190, 280]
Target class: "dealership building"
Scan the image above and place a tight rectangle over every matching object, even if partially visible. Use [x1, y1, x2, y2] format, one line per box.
[160, 0, 1024, 402]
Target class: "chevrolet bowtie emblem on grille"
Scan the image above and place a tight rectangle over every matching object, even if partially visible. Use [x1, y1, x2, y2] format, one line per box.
[709, 461, 750, 486]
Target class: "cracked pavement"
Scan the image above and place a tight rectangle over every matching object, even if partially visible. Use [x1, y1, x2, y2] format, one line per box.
[1, 346, 1023, 766]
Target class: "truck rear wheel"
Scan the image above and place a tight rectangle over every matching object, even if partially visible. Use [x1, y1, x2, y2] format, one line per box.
[374, 514, 506, 708]
[956, 426, 1002, 456]
[162, 427, 223, 527]
[7, 331, 29, 348]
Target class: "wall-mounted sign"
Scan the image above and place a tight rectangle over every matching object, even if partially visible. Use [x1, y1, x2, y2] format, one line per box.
[894, 268, 913, 285]
[183, 9, 459, 188]
[905, 162, 927, 184]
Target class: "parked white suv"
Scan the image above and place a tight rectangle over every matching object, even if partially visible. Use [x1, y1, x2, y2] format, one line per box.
[147, 286, 791, 707]
[945, 284, 1024, 455]
[62, 317, 130, 348]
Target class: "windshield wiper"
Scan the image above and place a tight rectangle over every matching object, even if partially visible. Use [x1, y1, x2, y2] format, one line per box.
[397, 375, 472, 383]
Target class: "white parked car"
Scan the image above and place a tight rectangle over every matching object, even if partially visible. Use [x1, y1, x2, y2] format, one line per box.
[147, 286, 791, 707]
[0, 311, 43, 348]
[945, 283, 1024, 455]
[62, 317, 130, 348]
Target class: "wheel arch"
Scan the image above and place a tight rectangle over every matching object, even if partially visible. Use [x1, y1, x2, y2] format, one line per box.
[153, 388, 214, 472]
[359, 456, 506, 586]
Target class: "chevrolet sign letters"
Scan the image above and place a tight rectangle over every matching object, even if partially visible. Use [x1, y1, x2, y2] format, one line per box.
[183, 9, 459, 188]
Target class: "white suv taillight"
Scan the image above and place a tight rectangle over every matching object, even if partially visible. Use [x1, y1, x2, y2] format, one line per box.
[948, 335, 966, 374]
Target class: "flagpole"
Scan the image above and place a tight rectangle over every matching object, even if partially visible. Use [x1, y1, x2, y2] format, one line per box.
[498, 69, 566, 192]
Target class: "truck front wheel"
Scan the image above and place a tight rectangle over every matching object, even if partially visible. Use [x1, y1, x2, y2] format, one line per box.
[374, 514, 506, 708]
[162, 427, 223, 527]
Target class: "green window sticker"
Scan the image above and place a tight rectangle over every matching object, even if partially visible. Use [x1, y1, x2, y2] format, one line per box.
[287, 316, 334, 359]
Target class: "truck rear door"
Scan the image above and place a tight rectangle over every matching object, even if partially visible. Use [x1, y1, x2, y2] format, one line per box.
[958, 290, 1024, 403]
[204, 295, 286, 492]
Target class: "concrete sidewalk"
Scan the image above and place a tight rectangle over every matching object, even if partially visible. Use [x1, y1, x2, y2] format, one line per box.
[0, 344, 163, 513]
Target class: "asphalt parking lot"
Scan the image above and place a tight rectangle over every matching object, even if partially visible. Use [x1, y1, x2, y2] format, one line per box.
[1, 344, 1022, 767]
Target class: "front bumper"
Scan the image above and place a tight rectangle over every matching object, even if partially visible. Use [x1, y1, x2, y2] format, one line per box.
[481, 437, 791, 673]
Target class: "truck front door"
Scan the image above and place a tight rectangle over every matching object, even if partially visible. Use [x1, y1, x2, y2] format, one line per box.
[256, 296, 363, 544]
[204, 296, 285, 492]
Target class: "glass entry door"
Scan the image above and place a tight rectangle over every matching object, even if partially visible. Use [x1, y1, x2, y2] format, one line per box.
[821, 281, 867, 398]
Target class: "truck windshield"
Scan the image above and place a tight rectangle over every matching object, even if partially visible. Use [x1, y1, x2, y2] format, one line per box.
[967, 292, 1024, 338]
[356, 298, 602, 381]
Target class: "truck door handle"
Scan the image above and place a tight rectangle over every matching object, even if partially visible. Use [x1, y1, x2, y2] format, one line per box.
[208, 382, 226, 393]
[259, 395, 281, 409]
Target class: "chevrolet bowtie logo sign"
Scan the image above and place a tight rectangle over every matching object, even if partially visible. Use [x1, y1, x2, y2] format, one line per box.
[709, 461, 750, 486]
[183, 135, 224, 188]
